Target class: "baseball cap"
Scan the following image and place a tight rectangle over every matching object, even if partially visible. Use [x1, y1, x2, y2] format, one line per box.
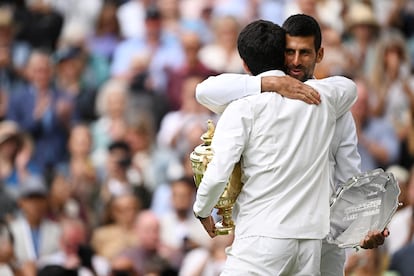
[19, 175, 48, 198]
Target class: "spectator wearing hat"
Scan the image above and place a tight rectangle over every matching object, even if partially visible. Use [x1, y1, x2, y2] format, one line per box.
[0, 121, 40, 201]
[9, 175, 61, 266]
[0, 121, 24, 221]
[343, 1, 381, 77]
[0, 121, 23, 181]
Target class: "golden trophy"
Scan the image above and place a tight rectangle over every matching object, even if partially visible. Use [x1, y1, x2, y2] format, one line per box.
[190, 120, 243, 235]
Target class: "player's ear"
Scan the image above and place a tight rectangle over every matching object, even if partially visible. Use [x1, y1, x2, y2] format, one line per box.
[316, 47, 324, 63]
[242, 61, 251, 75]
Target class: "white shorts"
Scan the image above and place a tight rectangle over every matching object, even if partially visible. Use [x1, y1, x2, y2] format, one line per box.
[221, 236, 322, 276]
[320, 239, 345, 276]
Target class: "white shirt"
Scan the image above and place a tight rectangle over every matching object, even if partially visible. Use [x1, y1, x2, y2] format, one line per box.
[196, 73, 361, 197]
[193, 70, 357, 239]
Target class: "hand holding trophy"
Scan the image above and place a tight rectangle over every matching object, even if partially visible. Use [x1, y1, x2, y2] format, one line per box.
[327, 168, 400, 249]
[190, 120, 242, 235]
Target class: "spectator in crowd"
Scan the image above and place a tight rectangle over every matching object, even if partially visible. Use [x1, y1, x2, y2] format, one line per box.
[90, 78, 129, 170]
[351, 77, 400, 171]
[111, 5, 184, 94]
[100, 140, 133, 206]
[199, 15, 243, 73]
[62, 124, 97, 206]
[0, 218, 38, 276]
[386, 0, 414, 40]
[47, 169, 83, 224]
[315, 23, 354, 78]
[385, 165, 414, 255]
[0, 218, 18, 276]
[157, 0, 182, 43]
[166, 30, 217, 111]
[38, 218, 110, 276]
[49, 0, 102, 38]
[126, 51, 170, 132]
[159, 176, 211, 266]
[116, 0, 152, 40]
[0, 7, 26, 96]
[368, 30, 414, 168]
[1, 122, 39, 199]
[157, 75, 214, 158]
[387, 165, 411, 211]
[53, 123, 98, 226]
[7, 50, 75, 175]
[53, 46, 98, 123]
[389, 238, 414, 276]
[14, 0, 63, 52]
[0, 5, 31, 74]
[57, 21, 111, 104]
[124, 113, 183, 208]
[114, 210, 177, 275]
[285, 0, 321, 23]
[344, 248, 387, 276]
[91, 192, 140, 261]
[88, 0, 122, 62]
[0, 121, 23, 193]
[9, 175, 61, 266]
[179, 234, 234, 276]
[343, 2, 380, 77]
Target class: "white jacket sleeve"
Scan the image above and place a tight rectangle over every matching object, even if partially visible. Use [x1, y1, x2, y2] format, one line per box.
[196, 73, 261, 114]
[331, 112, 361, 189]
[306, 76, 357, 119]
[193, 98, 252, 218]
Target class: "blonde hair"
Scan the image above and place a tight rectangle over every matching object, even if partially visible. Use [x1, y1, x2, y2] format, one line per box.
[95, 78, 129, 117]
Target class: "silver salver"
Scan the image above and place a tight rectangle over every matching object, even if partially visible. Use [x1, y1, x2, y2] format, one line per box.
[326, 168, 400, 248]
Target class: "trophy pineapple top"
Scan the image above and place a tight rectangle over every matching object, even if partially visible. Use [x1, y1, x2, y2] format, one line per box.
[190, 120, 215, 165]
[201, 119, 215, 146]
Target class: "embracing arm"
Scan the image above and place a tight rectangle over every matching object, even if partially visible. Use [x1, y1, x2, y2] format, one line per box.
[196, 73, 320, 114]
[307, 76, 357, 119]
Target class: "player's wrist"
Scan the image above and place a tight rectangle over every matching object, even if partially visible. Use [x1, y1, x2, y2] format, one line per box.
[193, 211, 208, 220]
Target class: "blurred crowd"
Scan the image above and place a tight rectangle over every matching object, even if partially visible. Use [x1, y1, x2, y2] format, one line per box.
[0, 0, 413, 275]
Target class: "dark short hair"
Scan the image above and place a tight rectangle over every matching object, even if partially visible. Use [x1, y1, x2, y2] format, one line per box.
[237, 20, 286, 75]
[108, 140, 130, 153]
[282, 14, 322, 51]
